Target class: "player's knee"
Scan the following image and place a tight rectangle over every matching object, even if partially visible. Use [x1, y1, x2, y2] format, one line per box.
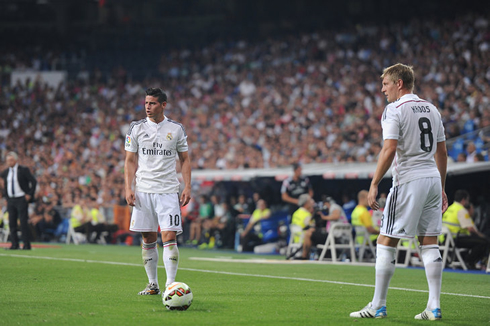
[142, 232, 158, 243]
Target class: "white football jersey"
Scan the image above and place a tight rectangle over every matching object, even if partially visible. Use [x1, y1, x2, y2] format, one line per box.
[125, 116, 188, 194]
[381, 94, 445, 186]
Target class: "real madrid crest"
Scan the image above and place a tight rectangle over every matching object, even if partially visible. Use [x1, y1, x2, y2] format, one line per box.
[166, 132, 173, 140]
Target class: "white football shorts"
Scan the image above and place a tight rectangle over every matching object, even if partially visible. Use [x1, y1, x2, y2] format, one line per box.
[381, 177, 442, 239]
[130, 192, 183, 235]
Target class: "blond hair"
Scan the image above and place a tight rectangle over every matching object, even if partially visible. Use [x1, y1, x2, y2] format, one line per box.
[381, 63, 415, 92]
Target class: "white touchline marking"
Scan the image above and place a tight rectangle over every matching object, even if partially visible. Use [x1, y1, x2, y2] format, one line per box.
[2, 253, 489, 300]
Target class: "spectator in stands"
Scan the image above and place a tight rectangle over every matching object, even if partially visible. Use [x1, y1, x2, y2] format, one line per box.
[288, 194, 315, 259]
[300, 196, 348, 260]
[1, 11, 490, 223]
[234, 194, 253, 215]
[341, 193, 356, 223]
[181, 196, 199, 242]
[201, 201, 236, 249]
[351, 190, 379, 245]
[187, 195, 213, 245]
[466, 142, 478, 163]
[70, 196, 94, 242]
[240, 199, 271, 252]
[29, 198, 62, 242]
[442, 190, 490, 270]
[456, 152, 467, 162]
[198, 197, 231, 249]
[281, 163, 314, 215]
[88, 198, 118, 244]
[475, 153, 486, 162]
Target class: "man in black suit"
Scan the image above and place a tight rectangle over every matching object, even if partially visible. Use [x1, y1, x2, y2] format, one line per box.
[1, 152, 37, 250]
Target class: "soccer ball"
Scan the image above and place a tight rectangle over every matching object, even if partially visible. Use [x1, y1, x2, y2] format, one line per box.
[163, 282, 193, 311]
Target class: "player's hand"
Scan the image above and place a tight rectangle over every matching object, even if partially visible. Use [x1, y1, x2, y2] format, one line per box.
[442, 191, 448, 213]
[368, 184, 379, 211]
[126, 190, 136, 206]
[180, 188, 191, 207]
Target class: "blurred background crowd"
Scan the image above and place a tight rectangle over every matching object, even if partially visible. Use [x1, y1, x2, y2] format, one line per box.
[0, 0, 489, 245]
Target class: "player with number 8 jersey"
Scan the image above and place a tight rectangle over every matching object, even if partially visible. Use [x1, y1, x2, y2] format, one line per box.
[125, 87, 192, 296]
[350, 64, 447, 321]
[381, 93, 445, 186]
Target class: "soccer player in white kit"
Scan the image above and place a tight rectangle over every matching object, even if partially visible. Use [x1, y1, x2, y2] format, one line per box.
[124, 88, 191, 295]
[350, 64, 448, 320]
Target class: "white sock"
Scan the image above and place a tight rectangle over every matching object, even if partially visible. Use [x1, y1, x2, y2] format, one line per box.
[163, 240, 179, 288]
[371, 244, 396, 309]
[420, 245, 443, 310]
[142, 241, 159, 287]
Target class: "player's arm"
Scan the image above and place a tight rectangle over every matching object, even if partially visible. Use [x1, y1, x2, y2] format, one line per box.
[434, 140, 448, 212]
[178, 151, 192, 207]
[124, 151, 137, 206]
[368, 139, 397, 210]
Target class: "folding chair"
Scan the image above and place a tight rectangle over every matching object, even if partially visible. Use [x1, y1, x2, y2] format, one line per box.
[354, 225, 376, 262]
[396, 238, 421, 267]
[286, 224, 304, 259]
[317, 224, 356, 262]
[439, 225, 467, 270]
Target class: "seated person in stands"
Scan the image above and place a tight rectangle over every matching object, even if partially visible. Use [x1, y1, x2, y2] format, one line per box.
[88, 199, 118, 243]
[442, 189, 490, 269]
[70, 196, 93, 241]
[29, 198, 62, 242]
[300, 196, 348, 260]
[240, 199, 271, 252]
[200, 202, 235, 249]
[188, 195, 213, 245]
[351, 190, 379, 245]
[288, 194, 315, 259]
[70, 196, 116, 243]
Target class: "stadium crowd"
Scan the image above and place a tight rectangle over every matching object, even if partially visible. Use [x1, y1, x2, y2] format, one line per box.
[0, 12, 489, 223]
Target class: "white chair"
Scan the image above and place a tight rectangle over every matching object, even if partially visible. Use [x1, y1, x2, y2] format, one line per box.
[354, 226, 376, 262]
[396, 238, 421, 267]
[317, 224, 356, 263]
[286, 224, 305, 259]
[439, 225, 467, 271]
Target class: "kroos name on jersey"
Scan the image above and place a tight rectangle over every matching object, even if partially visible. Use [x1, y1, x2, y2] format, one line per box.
[141, 148, 173, 156]
[411, 106, 430, 113]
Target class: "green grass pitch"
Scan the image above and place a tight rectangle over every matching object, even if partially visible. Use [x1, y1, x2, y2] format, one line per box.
[0, 244, 489, 325]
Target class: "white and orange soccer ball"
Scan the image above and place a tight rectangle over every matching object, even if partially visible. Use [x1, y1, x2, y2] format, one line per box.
[163, 282, 193, 311]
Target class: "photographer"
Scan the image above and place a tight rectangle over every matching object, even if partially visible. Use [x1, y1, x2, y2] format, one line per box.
[299, 196, 348, 260]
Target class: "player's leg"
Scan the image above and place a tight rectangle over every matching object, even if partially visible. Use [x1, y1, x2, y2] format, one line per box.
[129, 192, 161, 295]
[349, 235, 398, 319]
[156, 193, 183, 288]
[415, 236, 442, 320]
[351, 182, 422, 318]
[415, 179, 443, 320]
[162, 230, 179, 287]
[140, 231, 160, 294]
